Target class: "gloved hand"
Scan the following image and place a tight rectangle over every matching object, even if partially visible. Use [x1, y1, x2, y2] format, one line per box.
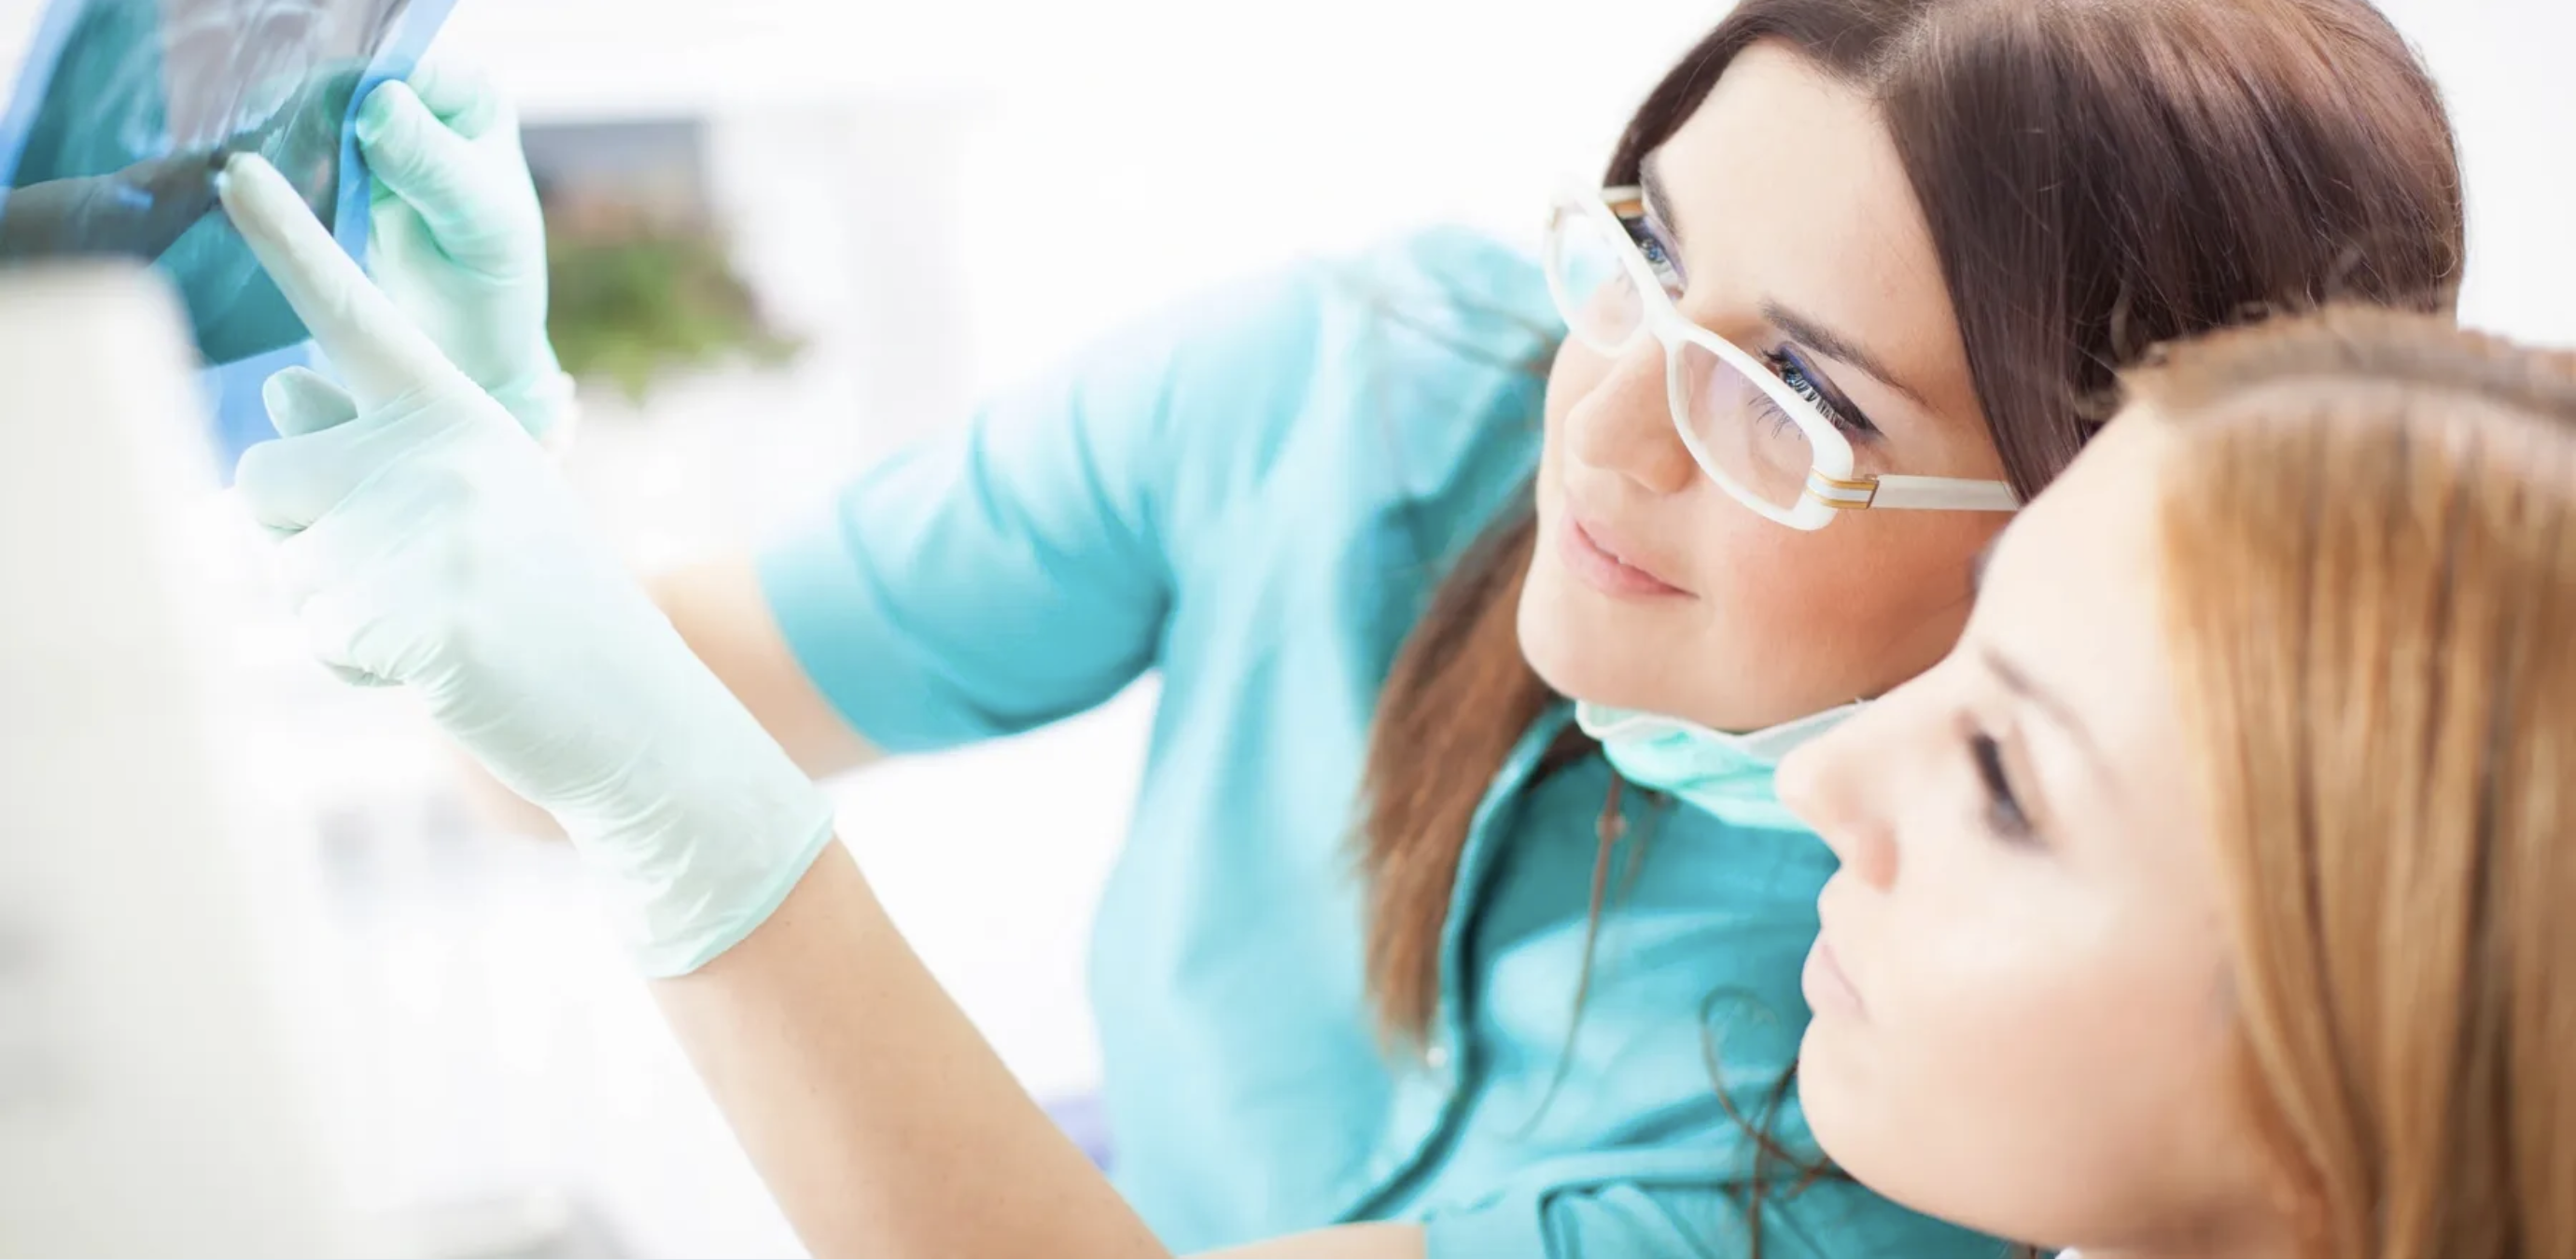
[355, 63, 576, 447]
[221, 152, 831, 975]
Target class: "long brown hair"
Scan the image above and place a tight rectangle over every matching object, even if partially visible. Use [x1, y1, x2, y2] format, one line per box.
[1361, 0, 2467, 1040]
[2140, 309, 2576, 1257]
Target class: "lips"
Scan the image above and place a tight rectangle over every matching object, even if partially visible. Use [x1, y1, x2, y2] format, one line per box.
[1803, 934, 1867, 1019]
[1561, 510, 1693, 598]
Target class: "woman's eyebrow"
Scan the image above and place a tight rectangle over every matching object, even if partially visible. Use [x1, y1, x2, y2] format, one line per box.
[1641, 149, 1927, 410]
[1761, 300, 1930, 409]
[1639, 150, 1685, 249]
[1967, 544, 2107, 772]
[1981, 645, 2106, 774]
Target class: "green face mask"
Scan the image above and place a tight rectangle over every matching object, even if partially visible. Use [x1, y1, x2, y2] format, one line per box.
[1574, 701, 1862, 833]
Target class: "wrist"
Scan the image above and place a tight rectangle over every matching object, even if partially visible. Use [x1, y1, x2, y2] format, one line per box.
[540, 648, 843, 976]
[608, 805, 839, 978]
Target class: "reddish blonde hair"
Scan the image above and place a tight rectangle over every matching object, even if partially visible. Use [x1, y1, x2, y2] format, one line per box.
[2135, 308, 2576, 1255]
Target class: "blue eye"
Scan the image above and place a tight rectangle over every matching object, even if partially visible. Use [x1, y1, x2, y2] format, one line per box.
[1761, 348, 1876, 438]
[1772, 355, 1831, 410]
[1625, 220, 1687, 295]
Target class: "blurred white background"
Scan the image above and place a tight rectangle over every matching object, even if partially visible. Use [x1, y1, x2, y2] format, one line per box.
[3, 2, 2570, 1256]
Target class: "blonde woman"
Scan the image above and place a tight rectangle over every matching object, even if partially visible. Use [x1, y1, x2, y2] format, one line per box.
[1783, 307, 2576, 1258]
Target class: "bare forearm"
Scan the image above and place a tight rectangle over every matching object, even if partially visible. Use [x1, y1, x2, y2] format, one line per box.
[648, 558, 880, 779]
[651, 842, 1165, 1258]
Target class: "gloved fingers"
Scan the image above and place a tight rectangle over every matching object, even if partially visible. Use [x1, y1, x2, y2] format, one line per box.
[260, 518, 384, 684]
[295, 553, 401, 688]
[233, 435, 334, 534]
[401, 60, 515, 143]
[279, 478, 520, 692]
[232, 389, 465, 532]
[218, 152, 468, 410]
[366, 168, 533, 285]
[365, 188, 445, 273]
[322, 660, 399, 688]
[267, 469, 454, 604]
[356, 80, 483, 218]
[261, 366, 361, 438]
[358, 76, 539, 274]
[299, 582, 408, 688]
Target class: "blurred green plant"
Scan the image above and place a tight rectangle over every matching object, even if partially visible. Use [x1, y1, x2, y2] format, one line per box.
[545, 223, 802, 403]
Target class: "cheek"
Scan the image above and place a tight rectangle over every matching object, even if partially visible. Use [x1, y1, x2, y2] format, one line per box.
[1748, 514, 1995, 702]
[1665, 517, 1981, 725]
[1805, 881, 2243, 1243]
[1692, 525, 1848, 638]
[1534, 342, 1605, 511]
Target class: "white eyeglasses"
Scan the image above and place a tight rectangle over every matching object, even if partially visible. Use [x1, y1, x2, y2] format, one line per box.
[1544, 182, 2020, 530]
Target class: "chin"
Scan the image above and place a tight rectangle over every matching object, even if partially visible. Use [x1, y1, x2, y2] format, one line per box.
[1515, 535, 1675, 711]
[1795, 1029, 1859, 1155]
[1796, 1031, 1908, 1210]
[1514, 569, 1583, 697]
[1797, 1030, 1945, 1227]
[1515, 539, 1609, 701]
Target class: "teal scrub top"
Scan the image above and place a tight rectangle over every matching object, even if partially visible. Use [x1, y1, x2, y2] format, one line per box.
[757, 229, 2004, 1259]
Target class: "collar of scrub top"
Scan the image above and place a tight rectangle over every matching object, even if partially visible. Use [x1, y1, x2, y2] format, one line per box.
[1575, 697, 1866, 765]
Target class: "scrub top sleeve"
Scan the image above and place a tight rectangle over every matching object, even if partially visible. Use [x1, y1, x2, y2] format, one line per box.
[758, 265, 1330, 753]
[1421, 1161, 2009, 1259]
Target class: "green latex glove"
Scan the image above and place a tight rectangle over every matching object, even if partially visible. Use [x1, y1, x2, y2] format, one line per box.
[357, 63, 576, 446]
[222, 152, 831, 975]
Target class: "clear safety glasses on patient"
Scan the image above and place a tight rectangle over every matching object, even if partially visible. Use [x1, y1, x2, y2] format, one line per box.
[1543, 183, 2021, 531]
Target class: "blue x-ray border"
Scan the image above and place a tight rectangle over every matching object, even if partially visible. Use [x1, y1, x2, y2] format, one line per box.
[0, 0, 463, 286]
[0, 0, 460, 472]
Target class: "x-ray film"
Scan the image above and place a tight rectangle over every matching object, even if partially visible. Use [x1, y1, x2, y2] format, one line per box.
[0, 0, 456, 365]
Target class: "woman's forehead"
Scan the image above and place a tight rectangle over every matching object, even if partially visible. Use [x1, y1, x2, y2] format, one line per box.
[1650, 45, 1974, 422]
[1981, 420, 2190, 806]
[1987, 424, 2166, 651]
[1654, 50, 1927, 295]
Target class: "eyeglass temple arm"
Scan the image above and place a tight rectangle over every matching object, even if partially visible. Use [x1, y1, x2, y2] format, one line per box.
[1855, 475, 2022, 512]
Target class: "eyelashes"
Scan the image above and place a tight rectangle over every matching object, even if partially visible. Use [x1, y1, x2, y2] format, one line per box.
[1629, 215, 1880, 441]
[1758, 348, 1874, 438]
[1630, 218, 1687, 295]
[1971, 731, 2036, 843]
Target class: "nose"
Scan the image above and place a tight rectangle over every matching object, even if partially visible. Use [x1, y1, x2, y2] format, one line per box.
[1562, 338, 1701, 496]
[1776, 717, 1899, 888]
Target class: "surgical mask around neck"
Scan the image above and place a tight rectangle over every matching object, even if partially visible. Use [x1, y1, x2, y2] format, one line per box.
[1574, 700, 1862, 832]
